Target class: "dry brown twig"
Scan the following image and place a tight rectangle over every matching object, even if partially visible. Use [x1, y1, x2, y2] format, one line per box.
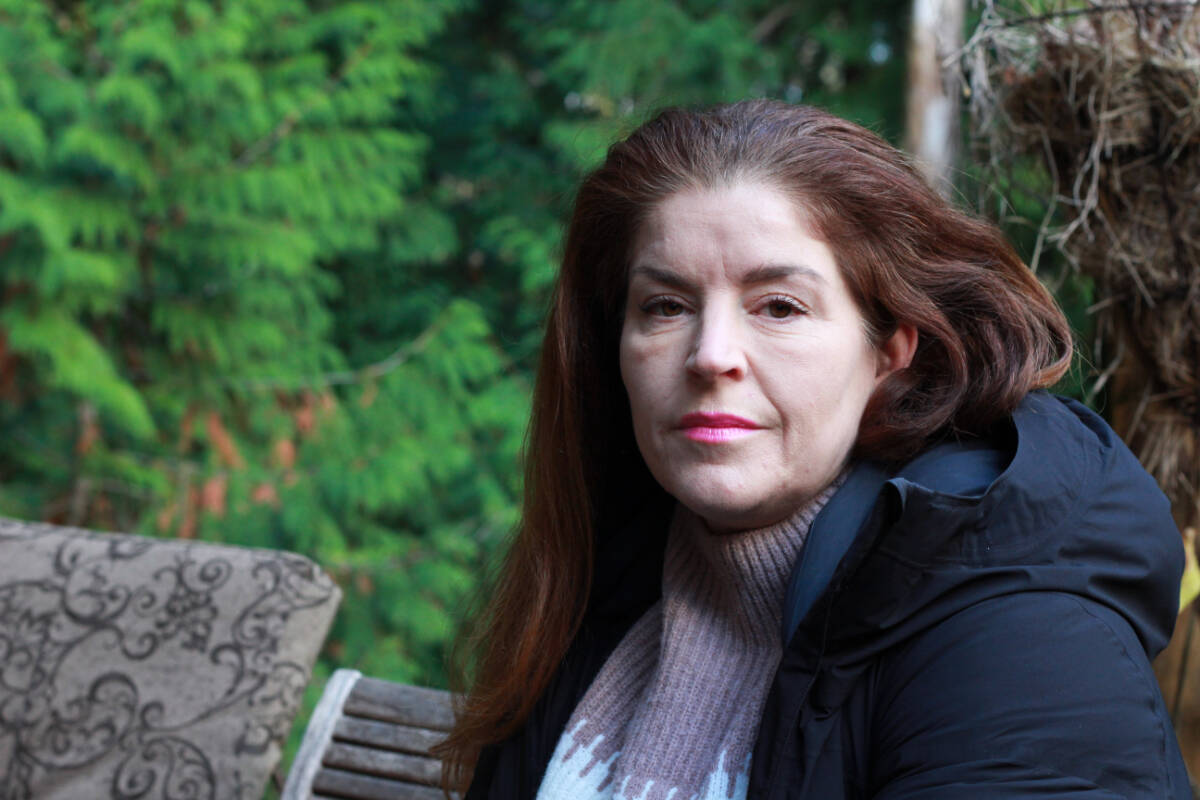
[965, 0, 1200, 531]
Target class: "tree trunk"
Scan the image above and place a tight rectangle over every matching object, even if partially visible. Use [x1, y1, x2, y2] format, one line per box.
[905, 0, 965, 196]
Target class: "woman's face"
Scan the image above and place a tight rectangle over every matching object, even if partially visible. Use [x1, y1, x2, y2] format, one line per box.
[619, 181, 914, 532]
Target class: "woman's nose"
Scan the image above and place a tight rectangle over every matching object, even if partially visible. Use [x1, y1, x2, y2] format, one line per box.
[685, 308, 747, 380]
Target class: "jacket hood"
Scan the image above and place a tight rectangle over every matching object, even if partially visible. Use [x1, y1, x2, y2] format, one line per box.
[784, 392, 1184, 663]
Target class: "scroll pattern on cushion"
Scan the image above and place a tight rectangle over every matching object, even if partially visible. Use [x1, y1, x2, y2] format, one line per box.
[0, 517, 341, 800]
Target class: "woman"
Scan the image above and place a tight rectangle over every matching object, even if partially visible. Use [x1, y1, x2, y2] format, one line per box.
[440, 101, 1189, 799]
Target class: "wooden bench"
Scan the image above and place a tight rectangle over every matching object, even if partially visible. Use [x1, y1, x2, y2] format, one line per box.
[282, 669, 457, 800]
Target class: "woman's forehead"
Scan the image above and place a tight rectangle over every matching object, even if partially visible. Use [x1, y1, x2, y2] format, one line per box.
[627, 182, 841, 289]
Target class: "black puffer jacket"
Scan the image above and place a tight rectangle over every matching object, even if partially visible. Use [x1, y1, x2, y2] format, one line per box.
[467, 393, 1190, 799]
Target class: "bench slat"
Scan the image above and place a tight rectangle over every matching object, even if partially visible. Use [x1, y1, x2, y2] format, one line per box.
[311, 767, 445, 800]
[333, 716, 446, 755]
[285, 670, 459, 800]
[323, 742, 441, 786]
[344, 677, 455, 731]
[282, 669, 363, 800]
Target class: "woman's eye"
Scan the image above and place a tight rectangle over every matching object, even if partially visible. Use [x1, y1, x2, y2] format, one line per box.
[762, 297, 805, 318]
[644, 298, 686, 317]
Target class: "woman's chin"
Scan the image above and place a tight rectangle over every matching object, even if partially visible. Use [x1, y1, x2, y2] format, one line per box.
[668, 489, 784, 534]
[660, 468, 836, 534]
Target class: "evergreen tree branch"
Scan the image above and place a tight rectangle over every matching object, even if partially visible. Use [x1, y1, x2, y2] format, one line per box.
[232, 313, 447, 392]
[234, 39, 375, 169]
[752, 4, 798, 43]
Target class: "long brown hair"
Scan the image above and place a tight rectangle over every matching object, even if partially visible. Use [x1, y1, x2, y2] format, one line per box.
[438, 100, 1072, 790]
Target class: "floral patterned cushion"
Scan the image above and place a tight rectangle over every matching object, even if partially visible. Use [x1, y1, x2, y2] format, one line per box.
[0, 517, 341, 800]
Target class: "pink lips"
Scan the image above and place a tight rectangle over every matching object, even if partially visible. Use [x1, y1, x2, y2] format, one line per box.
[677, 412, 762, 443]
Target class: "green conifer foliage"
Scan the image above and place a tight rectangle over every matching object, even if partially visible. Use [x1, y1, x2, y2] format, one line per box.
[0, 0, 511, 695]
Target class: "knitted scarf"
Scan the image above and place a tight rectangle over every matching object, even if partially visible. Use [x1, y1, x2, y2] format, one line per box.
[535, 478, 843, 800]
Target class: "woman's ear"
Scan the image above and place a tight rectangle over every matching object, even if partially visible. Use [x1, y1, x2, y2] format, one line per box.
[876, 322, 918, 381]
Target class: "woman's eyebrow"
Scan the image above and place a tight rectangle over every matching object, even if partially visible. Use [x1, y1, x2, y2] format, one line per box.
[742, 263, 826, 285]
[629, 265, 698, 293]
[629, 263, 824, 290]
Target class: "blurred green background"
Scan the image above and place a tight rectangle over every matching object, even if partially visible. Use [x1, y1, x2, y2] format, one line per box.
[4, 0, 1079, 791]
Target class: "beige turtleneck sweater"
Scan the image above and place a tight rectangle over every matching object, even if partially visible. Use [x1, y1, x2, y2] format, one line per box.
[535, 477, 843, 800]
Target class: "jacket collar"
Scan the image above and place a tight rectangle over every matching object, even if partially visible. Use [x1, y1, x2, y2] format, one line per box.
[783, 392, 1182, 660]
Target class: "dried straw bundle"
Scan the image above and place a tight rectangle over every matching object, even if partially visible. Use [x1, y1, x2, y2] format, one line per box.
[966, 0, 1200, 530]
